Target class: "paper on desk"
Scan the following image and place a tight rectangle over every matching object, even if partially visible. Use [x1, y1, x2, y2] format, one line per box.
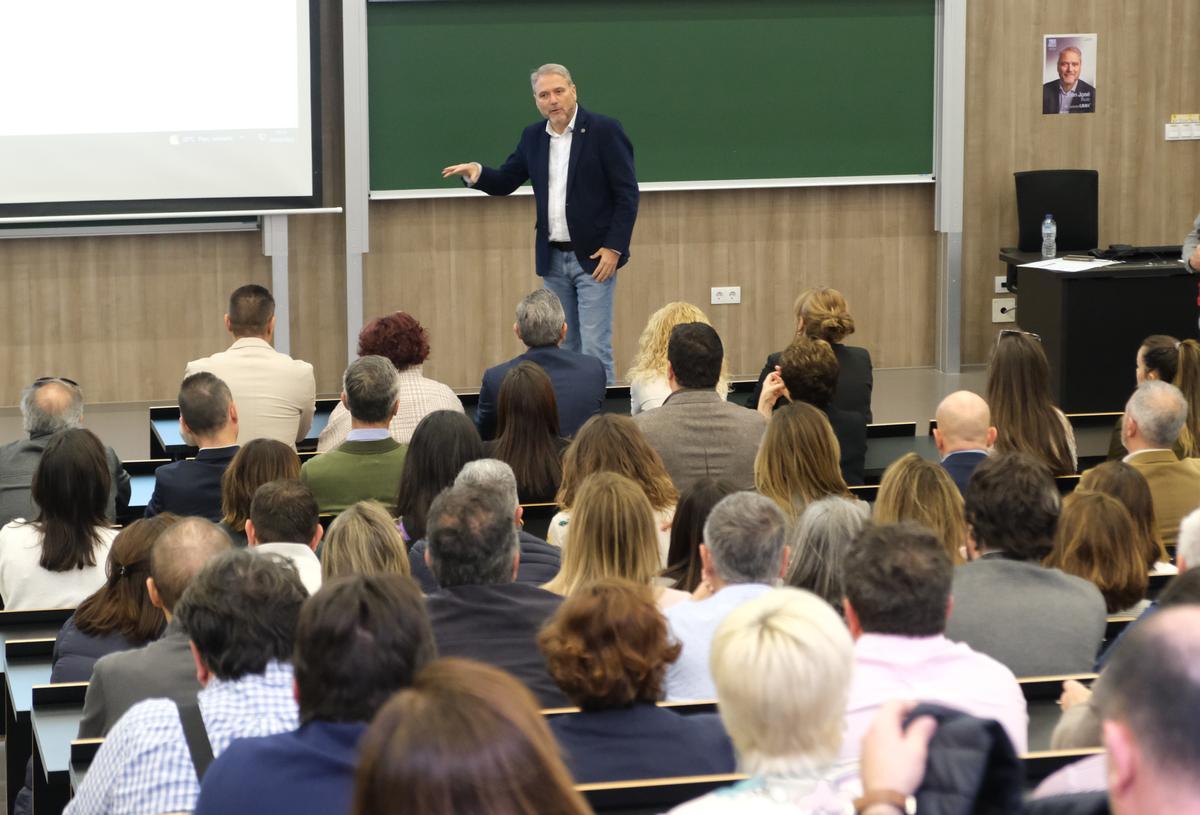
[1018, 258, 1122, 272]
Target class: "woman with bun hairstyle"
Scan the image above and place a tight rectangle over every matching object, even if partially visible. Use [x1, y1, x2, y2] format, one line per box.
[747, 287, 873, 421]
[1107, 335, 1200, 459]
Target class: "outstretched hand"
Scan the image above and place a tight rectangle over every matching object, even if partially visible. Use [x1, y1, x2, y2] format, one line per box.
[441, 162, 481, 185]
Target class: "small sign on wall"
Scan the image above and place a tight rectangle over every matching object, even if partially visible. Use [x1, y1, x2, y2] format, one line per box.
[1042, 34, 1098, 115]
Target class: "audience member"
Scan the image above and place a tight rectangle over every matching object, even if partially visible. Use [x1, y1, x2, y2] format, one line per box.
[944, 453, 1106, 676]
[539, 578, 735, 782]
[1120, 380, 1200, 548]
[321, 500, 410, 581]
[760, 334, 867, 485]
[1106, 334, 1200, 459]
[351, 658, 591, 815]
[194, 575, 436, 815]
[301, 355, 406, 514]
[1079, 460, 1170, 571]
[786, 495, 870, 610]
[754, 402, 853, 522]
[219, 438, 301, 547]
[79, 518, 231, 737]
[408, 459, 561, 592]
[668, 588, 857, 813]
[661, 477, 738, 594]
[185, 284, 316, 448]
[484, 361, 567, 503]
[0, 428, 119, 609]
[246, 480, 324, 595]
[747, 286, 873, 421]
[550, 413, 677, 560]
[0, 376, 129, 527]
[317, 311, 463, 451]
[841, 522, 1027, 760]
[544, 473, 690, 608]
[635, 322, 767, 492]
[423, 482, 567, 706]
[66, 550, 306, 815]
[476, 289, 605, 440]
[394, 410, 483, 544]
[665, 492, 789, 700]
[627, 301, 730, 414]
[874, 452, 968, 564]
[1045, 491, 1148, 614]
[146, 373, 239, 521]
[987, 330, 1077, 475]
[932, 390, 995, 494]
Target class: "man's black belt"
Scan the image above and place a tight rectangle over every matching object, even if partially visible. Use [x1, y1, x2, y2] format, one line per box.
[549, 241, 574, 251]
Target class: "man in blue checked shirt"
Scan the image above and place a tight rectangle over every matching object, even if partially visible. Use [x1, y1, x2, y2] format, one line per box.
[66, 550, 307, 815]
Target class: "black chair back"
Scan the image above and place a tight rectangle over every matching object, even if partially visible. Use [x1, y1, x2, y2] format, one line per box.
[1014, 169, 1099, 252]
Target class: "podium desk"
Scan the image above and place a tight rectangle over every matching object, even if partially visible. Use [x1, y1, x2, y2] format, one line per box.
[999, 250, 1197, 413]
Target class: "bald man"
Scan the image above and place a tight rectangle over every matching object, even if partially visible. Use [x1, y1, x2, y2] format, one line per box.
[932, 391, 996, 495]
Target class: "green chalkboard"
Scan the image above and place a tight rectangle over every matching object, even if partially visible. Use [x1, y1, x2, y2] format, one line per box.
[367, 0, 935, 192]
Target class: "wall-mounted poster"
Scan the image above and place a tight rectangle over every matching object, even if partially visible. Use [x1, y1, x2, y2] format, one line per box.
[1042, 34, 1097, 114]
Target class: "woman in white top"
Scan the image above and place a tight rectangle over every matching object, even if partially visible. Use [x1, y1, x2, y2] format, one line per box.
[626, 302, 730, 415]
[543, 472, 689, 609]
[0, 429, 119, 610]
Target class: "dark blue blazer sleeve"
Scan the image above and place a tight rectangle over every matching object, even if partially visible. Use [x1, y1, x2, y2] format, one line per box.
[476, 368, 501, 441]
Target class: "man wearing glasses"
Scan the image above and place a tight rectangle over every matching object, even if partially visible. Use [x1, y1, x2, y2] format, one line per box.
[0, 377, 130, 527]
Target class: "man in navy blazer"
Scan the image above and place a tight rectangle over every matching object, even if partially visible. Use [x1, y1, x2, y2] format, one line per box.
[476, 290, 605, 441]
[443, 63, 639, 382]
[145, 372, 239, 522]
[933, 391, 995, 496]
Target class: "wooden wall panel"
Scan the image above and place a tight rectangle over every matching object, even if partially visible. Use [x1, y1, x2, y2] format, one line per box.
[362, 184, 939, 390]
[962, 0, 1200, 364]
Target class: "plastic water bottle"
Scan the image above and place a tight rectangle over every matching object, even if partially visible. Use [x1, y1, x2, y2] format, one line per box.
[1041, 214, 1057, 258]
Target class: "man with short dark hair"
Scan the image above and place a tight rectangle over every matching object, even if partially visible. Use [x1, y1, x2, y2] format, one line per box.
[634, 323, 766, 492]
[301, 355, 406, 513]
[0, 376, 130, 527]
[185, 284, 316, 448]
[943, 453, 1106, 676]
[840, 522, 1026, 759]
[246, 480, 323, 595]
[193, 574, 436, 815]
[66, 550, 307, 815]
[79, 518, 232, 738]
[146, 372, 239, 521]
[475, 289, 605, 440]
[423, 481, 566, 706]
[664, 492, 790, 700]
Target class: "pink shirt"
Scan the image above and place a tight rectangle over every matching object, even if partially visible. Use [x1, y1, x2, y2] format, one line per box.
[840, 633, 1028, 760]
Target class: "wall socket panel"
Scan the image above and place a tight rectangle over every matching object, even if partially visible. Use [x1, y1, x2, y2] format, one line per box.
[994, 275, 1009, 294]
[992, 297, 1016, 323]
[1165, 123, 1200, 141]
[710, 286, 741, 304]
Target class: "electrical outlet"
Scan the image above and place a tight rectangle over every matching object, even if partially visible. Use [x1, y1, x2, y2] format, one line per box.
[994, 275, 1008, 294]
[992, 297, 1016, 323]
[710, 286, 741, 305]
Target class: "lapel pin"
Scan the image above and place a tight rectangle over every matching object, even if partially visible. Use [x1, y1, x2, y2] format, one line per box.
[580, 128, 586, 133]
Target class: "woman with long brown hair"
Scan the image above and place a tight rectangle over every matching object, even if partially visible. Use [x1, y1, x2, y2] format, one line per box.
[1107, 335, 1200, 459]
[1045, 491, 1149, 614]
[874, 453, 968, 564]
[661, 477, 739, 593]
[485, 362, 567, 504]
[1078, 461, 1171, 571]
[754, 402, 853, 522]
[986, 330, 1076, 475]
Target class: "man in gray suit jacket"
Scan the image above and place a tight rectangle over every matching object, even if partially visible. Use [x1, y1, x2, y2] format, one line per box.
[78, 518, 231, 737]
[634, 323, 767, 492]
[0, 378, 130, 527]
[943, 453, 1106, 677]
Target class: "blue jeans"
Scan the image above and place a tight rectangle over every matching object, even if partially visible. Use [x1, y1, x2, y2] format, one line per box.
[542, 247, 615, 383]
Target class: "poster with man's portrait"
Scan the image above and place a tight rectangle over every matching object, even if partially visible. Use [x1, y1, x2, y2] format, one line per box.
[1042, 34, 1097, 115]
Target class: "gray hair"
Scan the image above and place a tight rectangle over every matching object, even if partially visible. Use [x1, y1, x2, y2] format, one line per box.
[455, 459, 520, 513]
[530, 63, 572, 91]
[1057, 46, 1082, 61]
[785, 496, 870, 606]
[426, 483, 519, 588]
[516, 289, 566, 348]
[1126, 381, 1188, 448]
[20, 378, 84, 437]
[703, 492, 788, 584]
[1179, 508, 1200, 571]
[343, 355, 400, 424]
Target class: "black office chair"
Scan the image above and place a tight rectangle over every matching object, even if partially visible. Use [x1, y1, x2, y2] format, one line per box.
[1014, 169, 1099, 253]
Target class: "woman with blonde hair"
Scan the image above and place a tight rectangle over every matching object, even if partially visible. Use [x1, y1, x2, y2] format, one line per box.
[544, 473, 689, 608]
[987, 330, 1077, 475]
[1045, 491, 1149, 614]
[550, 414, 678, 561]
[627, 302, 730, 413]
[748, 286, 873, 421]
[321, 501, 411, 581]
[874, 453, 968, 564]
[754, 402, 853, 522]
